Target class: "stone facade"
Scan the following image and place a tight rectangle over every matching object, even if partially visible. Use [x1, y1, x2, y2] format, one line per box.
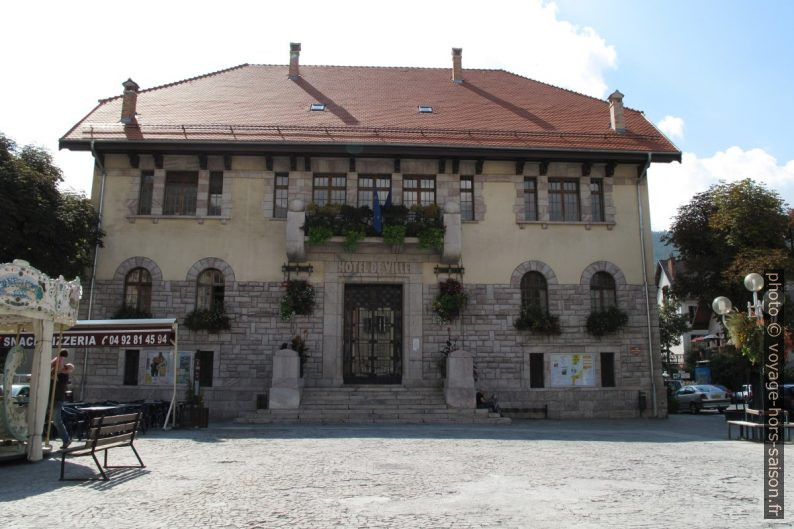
[64, 153, 666, 421]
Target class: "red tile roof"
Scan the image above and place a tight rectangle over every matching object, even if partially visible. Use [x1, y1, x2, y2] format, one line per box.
[60, 64, 679, 158]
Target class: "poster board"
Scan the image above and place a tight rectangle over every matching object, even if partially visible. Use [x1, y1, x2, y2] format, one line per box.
[550, 353, 595, 387]
[142, 351, 193, 385]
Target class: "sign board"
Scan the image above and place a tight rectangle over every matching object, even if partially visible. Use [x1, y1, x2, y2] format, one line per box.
[550, 353, 595, 387]
[1, 329, 173, 349]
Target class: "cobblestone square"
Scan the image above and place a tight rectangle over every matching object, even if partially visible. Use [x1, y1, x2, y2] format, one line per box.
[1, 415, 789, 529]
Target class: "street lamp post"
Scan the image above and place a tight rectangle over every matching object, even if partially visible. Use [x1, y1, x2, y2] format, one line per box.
[712, 272, 765, 407]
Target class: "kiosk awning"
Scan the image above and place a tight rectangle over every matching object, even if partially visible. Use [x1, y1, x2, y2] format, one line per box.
[1, 318, 177, 348]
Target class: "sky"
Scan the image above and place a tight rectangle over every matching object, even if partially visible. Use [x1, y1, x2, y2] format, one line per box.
[2, 0, 793, 230]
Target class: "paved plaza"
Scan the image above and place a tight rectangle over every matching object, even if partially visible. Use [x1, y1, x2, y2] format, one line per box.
[1, 414, 791, 529]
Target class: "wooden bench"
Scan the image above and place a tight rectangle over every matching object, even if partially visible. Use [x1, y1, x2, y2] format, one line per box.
[500, 405, 548, 419]
[60, 412, 145, 481]
[727, 408, 793, 442]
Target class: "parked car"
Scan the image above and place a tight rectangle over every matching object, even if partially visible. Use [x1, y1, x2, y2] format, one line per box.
[674, 384, 730, 413]
[0, 384, 29, 404]
[713, 384, 734, 403]
[734, 384, 753, 403]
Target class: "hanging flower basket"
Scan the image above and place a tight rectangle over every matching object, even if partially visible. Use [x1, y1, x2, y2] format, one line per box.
[586, 306, 628, 336]
[280, 280, 316, 321]
[184, 308, 230, 333]
[514, 306, 562, 335]
[432, 278, 468, 323]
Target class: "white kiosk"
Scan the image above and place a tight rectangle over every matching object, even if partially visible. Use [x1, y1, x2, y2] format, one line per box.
[0, 260, 81, 462]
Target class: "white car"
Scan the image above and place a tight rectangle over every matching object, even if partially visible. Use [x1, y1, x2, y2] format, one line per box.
[674, 384, 730, 413]
[734, 384, 753, 403]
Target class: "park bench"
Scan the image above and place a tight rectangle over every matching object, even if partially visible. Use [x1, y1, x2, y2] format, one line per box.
[726, 408, 794, 442]
[60, 411, 145, 481]
[500, 405, 548, 419]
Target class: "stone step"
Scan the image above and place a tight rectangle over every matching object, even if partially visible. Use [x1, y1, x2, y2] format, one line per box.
[235, 386, 509, 425]
[234, 415, 511, 425]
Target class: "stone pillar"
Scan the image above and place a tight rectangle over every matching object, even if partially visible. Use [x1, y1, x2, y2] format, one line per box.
[444, 349, 475, 408]
[286, 198, 306, 262]
[442, 201, 461, 264]
[269, 348, 302, 409]
[27, 319, 53, 461]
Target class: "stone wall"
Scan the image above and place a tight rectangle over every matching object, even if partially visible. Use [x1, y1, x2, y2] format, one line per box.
[75, 267, 663, 420]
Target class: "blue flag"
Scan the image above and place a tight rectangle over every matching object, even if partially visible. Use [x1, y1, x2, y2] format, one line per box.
[384, 189, 392, 209]
[373, 191, 383, 235]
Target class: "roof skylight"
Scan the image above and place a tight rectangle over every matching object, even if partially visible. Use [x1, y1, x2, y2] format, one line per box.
[310, 103, 326, 111]
[418, 105, 433, 113]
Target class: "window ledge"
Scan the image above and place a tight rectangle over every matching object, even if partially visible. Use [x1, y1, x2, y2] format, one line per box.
[517, 220, 615, 230]
[305, 236, 422, 244]
[127, 215, 231, 225]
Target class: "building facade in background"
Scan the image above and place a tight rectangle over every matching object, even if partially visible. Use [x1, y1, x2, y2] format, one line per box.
[60, 45, 680, 419]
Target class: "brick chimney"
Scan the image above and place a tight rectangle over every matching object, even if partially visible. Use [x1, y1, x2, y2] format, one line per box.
[288, 42, 301, 80]
[452, 48, 463, 84]
[120, 79, 140, 125]
[608, 90, 625, 132]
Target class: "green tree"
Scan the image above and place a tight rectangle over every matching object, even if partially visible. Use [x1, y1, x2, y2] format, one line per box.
[658, 295, 690, 371]
[663, 179, 792, 307]
[0, 133, 103, 279]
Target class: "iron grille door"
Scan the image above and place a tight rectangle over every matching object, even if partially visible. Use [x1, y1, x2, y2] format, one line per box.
[343, 284, 402, 384]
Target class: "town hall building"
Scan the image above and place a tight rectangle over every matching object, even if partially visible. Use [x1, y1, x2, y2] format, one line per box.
[59, 44, 680, 421]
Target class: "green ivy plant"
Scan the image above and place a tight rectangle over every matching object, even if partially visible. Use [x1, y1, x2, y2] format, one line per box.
[342, 228, 366, 252]
[432, 278, 468, 323]
[586, 306, 629, 336]
[111, 305, 152, 319]
[184, 308, 230, 333]
[307, 225, 334, 245]
[382, 225, 406, 248]
[279, 280, 316, 321]
[418, 227, 444, 251]
[514, 305, 561, 335]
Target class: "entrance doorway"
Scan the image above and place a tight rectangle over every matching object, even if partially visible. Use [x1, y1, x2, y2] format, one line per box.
[343, 284, 402, 384]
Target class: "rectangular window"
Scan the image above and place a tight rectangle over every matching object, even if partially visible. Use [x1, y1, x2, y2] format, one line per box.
[590, 179, 604, 222]
[207, 171, 223, 216]
[529, 353, 545, 388]
[123, 350, 140, 386]
[524, 178, 538, 221]
[403, 175, 436, 208]
[460, 176, 474, 221]
[600, 352, 615, 387]
[163, 171, 198, 215]
[357, 175, 391, 207]
[138, 170, 154, 215]
[273, 173, 289, 218]
[549, 178, 580, 221]
[196, 350, 214, 387]
[312, 174, 346, 206]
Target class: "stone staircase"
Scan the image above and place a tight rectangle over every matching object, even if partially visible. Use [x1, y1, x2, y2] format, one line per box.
[236, 386, 510, 425]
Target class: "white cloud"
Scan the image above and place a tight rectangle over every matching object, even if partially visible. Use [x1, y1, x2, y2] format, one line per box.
[1, 0, 618, 195]
[648, 146, 794, 230]
[656, 115, 685, 141]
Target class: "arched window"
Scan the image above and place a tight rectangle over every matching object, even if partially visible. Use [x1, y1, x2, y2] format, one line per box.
[124, 268, 152, 312]
[197, 268, 224, 311]
[590, 271, 616, 312]
[521, 271, 548, 312]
